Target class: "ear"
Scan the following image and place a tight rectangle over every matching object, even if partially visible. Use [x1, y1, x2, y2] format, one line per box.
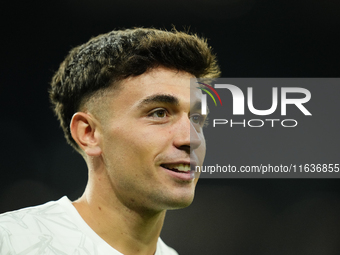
[70, 112, 102, 156]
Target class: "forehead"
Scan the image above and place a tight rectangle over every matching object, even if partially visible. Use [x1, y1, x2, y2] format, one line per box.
[115, 67, 196, 104]
[128, 67, 191, 89]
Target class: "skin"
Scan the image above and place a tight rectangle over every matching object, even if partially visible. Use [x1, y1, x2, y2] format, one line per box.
[70, 67, 206, 255]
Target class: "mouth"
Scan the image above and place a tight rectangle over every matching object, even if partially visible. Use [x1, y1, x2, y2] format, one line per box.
[161, 163, 191, 173]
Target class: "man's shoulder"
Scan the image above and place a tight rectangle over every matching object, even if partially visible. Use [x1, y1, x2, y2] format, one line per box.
[0, 197, 92, 254]
[0, 198, 179, 255]
[0, 196, 71, 230]
[0, 197, 67, 232]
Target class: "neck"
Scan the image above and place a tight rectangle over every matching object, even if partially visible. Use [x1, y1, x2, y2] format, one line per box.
[72, 162, 166, 255]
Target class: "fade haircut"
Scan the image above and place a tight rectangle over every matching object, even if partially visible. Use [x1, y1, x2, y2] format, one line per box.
[49, 27, 221, 154]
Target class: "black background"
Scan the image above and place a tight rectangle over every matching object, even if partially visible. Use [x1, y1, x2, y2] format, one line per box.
[1, 0, 340, 254]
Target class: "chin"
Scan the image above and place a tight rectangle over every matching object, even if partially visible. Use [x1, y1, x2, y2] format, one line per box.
[165, 191, 196, 210]
[150, 182, 197, 211]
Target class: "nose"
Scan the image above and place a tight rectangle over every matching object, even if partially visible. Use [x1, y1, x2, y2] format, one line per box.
[174, 115, 202, 153]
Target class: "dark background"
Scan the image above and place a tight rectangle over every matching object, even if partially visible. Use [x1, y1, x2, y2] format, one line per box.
[1, 0, 340, 254]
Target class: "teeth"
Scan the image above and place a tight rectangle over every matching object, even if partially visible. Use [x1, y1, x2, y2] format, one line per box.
[163, 163, 191, 172]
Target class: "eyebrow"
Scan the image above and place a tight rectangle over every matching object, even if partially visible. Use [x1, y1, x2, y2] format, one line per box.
[191, 101, 201, 111]
[137, 94, 180, 108]
[191, 101, 210, 114]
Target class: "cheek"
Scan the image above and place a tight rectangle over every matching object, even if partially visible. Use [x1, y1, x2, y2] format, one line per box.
[103, 125, 170, 164]
[196, 133, 206, 164]
[101, 128, 150, 185]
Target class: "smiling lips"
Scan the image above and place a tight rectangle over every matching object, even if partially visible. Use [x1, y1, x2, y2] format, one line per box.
[161, 163, 191, 173]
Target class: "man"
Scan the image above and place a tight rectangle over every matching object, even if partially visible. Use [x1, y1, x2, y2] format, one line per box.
[0, 28, 220, 254]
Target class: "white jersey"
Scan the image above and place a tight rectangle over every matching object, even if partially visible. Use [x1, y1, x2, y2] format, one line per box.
[0, 197, 178, 255]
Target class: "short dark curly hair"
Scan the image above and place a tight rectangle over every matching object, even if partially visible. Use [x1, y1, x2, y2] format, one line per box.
[49, 27, 220, 154]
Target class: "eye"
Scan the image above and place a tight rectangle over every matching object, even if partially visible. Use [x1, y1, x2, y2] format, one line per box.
[149, 109, 167, 118]
[190, 114, 206, 126]
[190, 114, 201, 124]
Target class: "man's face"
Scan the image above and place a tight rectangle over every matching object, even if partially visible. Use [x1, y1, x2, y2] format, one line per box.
[97, 67, 206, 212]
